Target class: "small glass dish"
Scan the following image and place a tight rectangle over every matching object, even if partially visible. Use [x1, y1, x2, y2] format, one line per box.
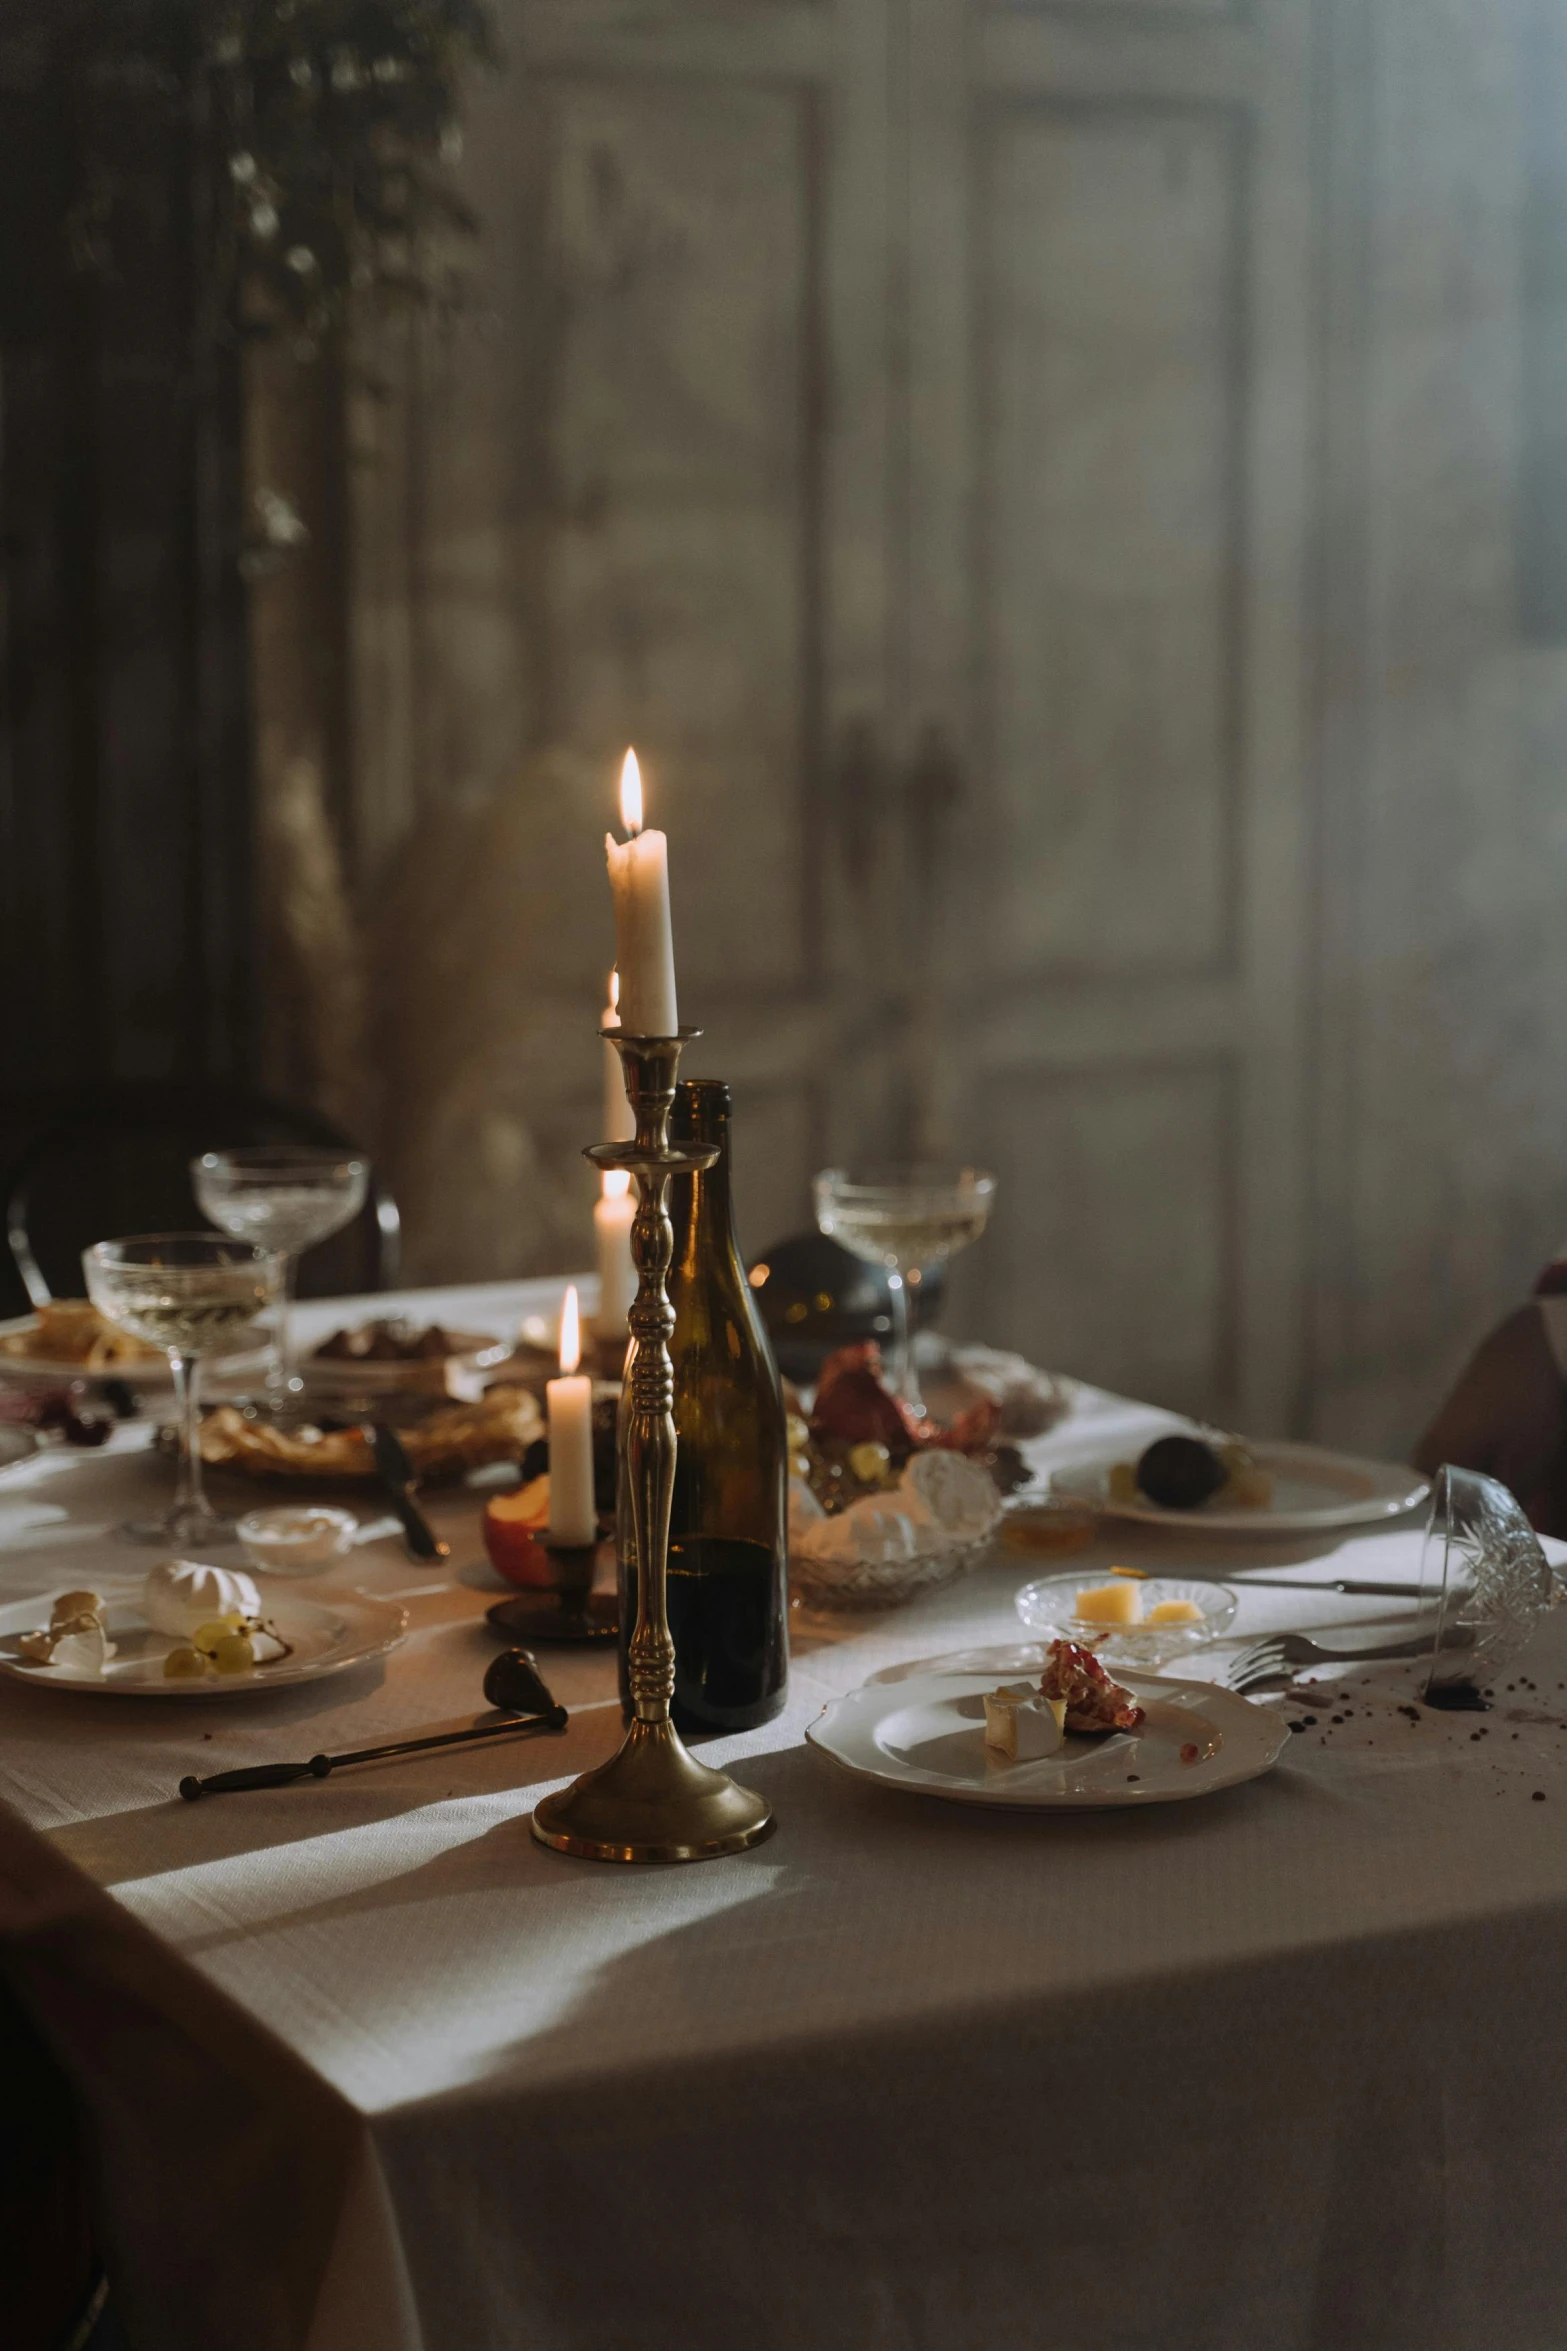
[1013, 1572, 1236, 1670]
[237, 1505, 359, 1576]
[998, 1495, 1099, 1557]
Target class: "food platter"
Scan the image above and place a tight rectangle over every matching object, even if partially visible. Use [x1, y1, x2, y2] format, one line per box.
[806, 1648, 1289, 1810]
[0, 1589, 408, 1699]
[1051, 1441, 1428, 1536]
[302, 1324, 512, 1400]
[197, 1384, 541, 1481]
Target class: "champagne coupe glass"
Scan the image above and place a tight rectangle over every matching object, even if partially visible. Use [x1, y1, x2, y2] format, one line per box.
[84, 1235, 281, 1546]
[813, 1164, 996, 1419]
[192, 1147, 368, 1416]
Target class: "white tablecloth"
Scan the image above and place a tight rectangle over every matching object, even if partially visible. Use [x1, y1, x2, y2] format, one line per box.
[5, 1280, 1567, 2351]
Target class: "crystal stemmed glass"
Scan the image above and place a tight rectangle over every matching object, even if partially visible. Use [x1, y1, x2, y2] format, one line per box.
[813, 1164, 996, 1419]
[84, 1235, 282, 1546]
[192, 1147, 368, 1416]
[1417, 1463, 1557, 1702]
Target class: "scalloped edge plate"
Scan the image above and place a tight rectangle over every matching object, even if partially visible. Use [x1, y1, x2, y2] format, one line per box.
[807, 1649, 1288, 1809]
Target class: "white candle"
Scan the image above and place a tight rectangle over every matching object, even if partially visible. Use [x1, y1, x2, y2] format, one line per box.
[604, 748, 679, 1035]
[546, 1286, 596, 1548]
[602, 969, 635, 1143]
[594, 1170, 637, 1334]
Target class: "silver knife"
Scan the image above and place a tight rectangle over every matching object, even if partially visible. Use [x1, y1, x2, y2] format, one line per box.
[370, 1422, 450, 1562]
[1229, 1576, 1421, 1597]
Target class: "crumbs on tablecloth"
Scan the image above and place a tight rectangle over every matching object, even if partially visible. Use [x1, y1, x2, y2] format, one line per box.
[1268, 1665, 1567, 1794]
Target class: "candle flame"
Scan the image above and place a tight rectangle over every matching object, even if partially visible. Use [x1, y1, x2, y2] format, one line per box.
[559, 1284, 581, 1375]
[602, 1168, 631, 1200]
[618, 748, 643, 836]
[607, 968, 620, 1020]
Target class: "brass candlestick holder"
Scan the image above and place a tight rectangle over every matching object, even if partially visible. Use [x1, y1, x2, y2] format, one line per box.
[530, 1029, 776, 1863]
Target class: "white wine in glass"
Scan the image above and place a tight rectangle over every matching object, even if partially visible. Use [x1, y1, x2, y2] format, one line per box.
[84, 1234, 281, 1546]
[813, 1164, 995, 1418]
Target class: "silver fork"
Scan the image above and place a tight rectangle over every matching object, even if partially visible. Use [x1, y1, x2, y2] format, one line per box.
[1226, 1628, 1466, 1694]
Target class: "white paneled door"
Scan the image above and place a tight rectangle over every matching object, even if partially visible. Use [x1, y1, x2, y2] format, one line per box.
[907, 0, 1315, 1430]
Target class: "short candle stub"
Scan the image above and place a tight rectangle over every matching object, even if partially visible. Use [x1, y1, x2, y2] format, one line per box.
[538, 1541, 598, 1602]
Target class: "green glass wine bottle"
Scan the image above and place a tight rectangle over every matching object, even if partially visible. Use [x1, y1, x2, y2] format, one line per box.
[617, 1078, 789, 1735]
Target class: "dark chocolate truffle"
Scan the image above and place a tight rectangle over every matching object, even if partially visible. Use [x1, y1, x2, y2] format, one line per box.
[1136, 1434, 1226, 1511]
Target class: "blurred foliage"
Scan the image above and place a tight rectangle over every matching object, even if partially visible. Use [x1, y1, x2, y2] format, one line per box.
[23, 0, 499, 362]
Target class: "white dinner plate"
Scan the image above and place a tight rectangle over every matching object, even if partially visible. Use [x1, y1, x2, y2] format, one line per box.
[0, 1590, 408, 1698]
[806, 1651, 1289, 1809]
[0, 1315, 268, 1392]
[1052, 1440, 1429, 1535]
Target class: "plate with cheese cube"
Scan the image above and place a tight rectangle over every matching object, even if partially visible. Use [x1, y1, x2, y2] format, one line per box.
[1013, 1571, 1235, 1669]
[806, 1639, 1288, 1810]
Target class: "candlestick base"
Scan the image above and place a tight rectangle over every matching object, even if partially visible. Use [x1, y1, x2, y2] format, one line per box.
[531, 1718, 774, 1862]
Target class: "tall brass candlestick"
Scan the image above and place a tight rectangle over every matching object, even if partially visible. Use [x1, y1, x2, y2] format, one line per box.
[530, 1029, 775, 1863]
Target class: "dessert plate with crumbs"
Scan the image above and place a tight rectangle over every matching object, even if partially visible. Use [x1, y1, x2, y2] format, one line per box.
[806, 1647, 1288, 1810]
[0, 1589, 407, 1698]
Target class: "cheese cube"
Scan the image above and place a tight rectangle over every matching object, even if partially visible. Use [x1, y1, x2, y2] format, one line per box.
[983, 1685, 1067, 1762]
[1146, 1597, 1203, 1626]
[1074, 1579, 1143, 1627]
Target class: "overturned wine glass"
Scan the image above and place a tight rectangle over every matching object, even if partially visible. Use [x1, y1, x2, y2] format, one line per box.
[1417, 1463, 1557, 1707]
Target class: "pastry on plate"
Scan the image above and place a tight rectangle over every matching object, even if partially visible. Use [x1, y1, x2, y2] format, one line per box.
[199, 1384, 542, 1481]
[0, 1301, 162, 1368]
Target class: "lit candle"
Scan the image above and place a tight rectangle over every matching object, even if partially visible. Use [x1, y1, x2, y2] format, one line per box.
[594, 1169, 637, 1335]
[604, 748, 678, 1035]
[546, 1285, 596, 1548]
[602, 968, 635, 1144]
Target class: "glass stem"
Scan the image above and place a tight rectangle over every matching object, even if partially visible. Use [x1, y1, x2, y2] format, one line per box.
[171, 1353, 210, 1526]
[270, 1250, 299, 1407]
[887, 1272, 924, 1420]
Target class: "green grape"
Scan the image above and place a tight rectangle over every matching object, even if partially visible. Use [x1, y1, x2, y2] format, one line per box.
[192, 1618, 242, 1652]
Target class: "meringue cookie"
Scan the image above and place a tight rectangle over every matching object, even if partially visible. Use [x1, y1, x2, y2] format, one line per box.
[143, 1559, 260, 1639]
[797, 1496, 930, 1572]
[900, 1448, 1002, 1544]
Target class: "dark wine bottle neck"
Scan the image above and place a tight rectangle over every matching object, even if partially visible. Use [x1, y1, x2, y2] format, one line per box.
[670, 1081, 737, 1256]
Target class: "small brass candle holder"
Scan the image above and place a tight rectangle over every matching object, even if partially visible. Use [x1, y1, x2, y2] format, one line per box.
[530, 1029, 775, 1863]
